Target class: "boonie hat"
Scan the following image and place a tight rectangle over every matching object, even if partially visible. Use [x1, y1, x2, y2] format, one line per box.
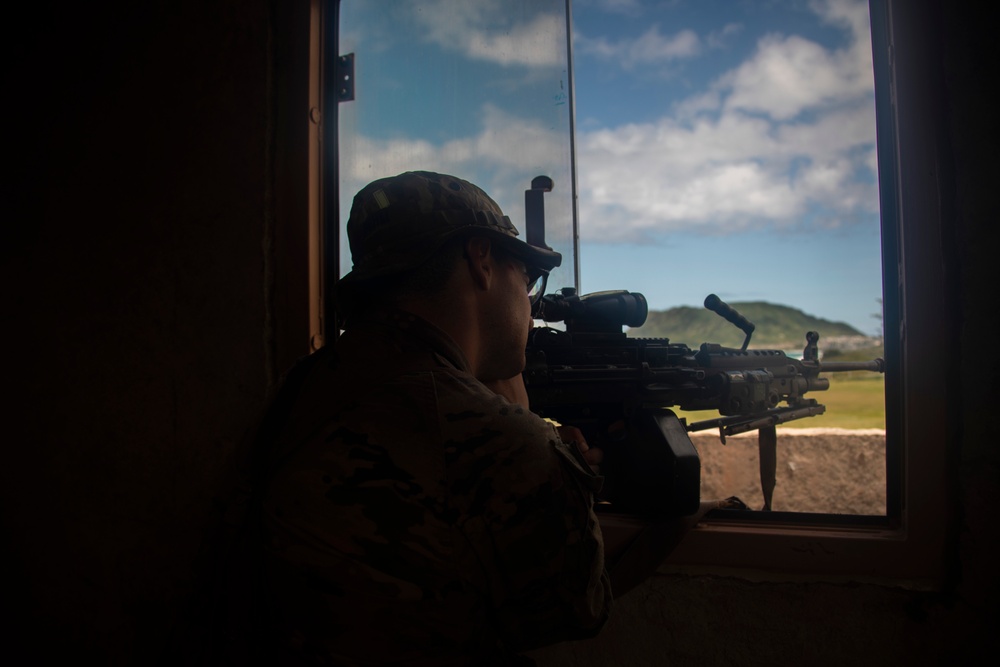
[338, 171, 562, 291]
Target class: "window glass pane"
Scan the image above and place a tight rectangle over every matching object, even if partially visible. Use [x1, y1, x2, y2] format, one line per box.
[335, 0, 887, 517]
[571, 0, 885, 515]
[338, 0, 578, 294]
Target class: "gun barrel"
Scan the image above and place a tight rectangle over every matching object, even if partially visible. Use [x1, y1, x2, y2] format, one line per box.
[819, 358, 886, 373]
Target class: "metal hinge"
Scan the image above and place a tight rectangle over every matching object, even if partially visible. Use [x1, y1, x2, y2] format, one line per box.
[337, 53, 355, 102]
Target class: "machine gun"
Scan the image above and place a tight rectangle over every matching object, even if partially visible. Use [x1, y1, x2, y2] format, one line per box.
[523, 288, 885, 517]
[518, 176, 885, 517]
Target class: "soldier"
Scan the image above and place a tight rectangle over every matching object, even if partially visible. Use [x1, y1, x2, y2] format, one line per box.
[258, 171, 612, 665]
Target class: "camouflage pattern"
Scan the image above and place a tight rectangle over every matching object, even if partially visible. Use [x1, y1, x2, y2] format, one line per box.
[339, 171, 562, 287]
[261, 308, 611, 665]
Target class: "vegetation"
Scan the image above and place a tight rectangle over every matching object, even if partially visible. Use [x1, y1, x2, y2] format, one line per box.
[629, 300, 866, 349]
[662, 326, 887, 429]
[675, 362, 887, 431]
[623, 302, 887, 429]
[822, 344, 885, 363]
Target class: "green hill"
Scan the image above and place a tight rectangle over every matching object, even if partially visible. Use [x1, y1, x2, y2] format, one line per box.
[628, 301, 865, 349]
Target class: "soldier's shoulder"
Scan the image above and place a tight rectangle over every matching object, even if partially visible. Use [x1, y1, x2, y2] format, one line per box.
[434, 370, 548, 421]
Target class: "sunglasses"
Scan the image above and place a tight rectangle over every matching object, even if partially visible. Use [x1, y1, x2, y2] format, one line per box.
[483, 245, 550, 307]
[526, 267, 549, 307]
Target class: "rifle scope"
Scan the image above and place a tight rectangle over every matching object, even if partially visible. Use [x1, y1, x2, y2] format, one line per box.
[536, 289, 648, 333]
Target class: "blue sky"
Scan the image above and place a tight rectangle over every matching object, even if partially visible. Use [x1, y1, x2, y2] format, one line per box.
[338, 0, 883, 335]
[572, 0, 882, 335]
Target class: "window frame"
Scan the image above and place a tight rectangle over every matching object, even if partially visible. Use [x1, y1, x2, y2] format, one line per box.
[661, 0, 951, 585]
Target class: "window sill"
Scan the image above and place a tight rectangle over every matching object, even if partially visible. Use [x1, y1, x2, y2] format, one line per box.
[600, 510, 945, 590]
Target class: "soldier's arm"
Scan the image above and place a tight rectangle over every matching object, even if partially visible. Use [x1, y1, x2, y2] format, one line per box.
[443, 391, 612, 652]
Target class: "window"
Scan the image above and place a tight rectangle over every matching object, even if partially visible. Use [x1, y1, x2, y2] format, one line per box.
[664, 0, 948, 583]
[332, 0, 581, 298]
[570, 0, 888, 519]
[316, 0, 949, 584]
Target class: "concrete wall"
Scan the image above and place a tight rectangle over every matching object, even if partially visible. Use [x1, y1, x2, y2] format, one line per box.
[4, 1, 996, 664]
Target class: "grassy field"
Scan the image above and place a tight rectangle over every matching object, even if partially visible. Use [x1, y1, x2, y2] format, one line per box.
[676, 375, 886, 430]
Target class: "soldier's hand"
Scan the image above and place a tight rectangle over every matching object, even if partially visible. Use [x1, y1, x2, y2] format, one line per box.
[557, 424, 604, 474]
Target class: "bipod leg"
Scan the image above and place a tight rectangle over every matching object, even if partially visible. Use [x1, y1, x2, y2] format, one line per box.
[758, 425, 777, 511]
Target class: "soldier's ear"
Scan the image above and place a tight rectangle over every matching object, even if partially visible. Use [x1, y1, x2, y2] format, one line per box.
[463, 236, 495, 291]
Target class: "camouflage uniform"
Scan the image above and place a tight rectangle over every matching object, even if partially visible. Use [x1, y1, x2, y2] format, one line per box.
[262, 309, 611, 665]
[259, 172, 609, 665]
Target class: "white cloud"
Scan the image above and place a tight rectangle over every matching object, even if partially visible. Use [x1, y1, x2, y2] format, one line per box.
[719, 31, 873, 120]
[775, 103, 877, 162]
[673, 90, 723, 120]
[576, 98, 878, 240]
[811, 0, 872, 40]
[577, 115, 802, 240]
[574, 0, 878, 242]
[717, 0, 874, 121]
[865, 145, 879, 176]
[576, 26, 702, 68]
[575, 0, 647, 16]
[338, 104, 580, 287]
[339, 104, 569, 226]
[408, 0, 567, 68]
[339, 0, 879, 247]
[344, 106, 561, 175]
[706, 22, 744, 49]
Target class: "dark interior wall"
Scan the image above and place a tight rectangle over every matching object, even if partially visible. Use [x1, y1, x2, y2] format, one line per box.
[3, 1, 996, 665]
[5, 1, 308, 661]
[941, 0, 998, 638]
